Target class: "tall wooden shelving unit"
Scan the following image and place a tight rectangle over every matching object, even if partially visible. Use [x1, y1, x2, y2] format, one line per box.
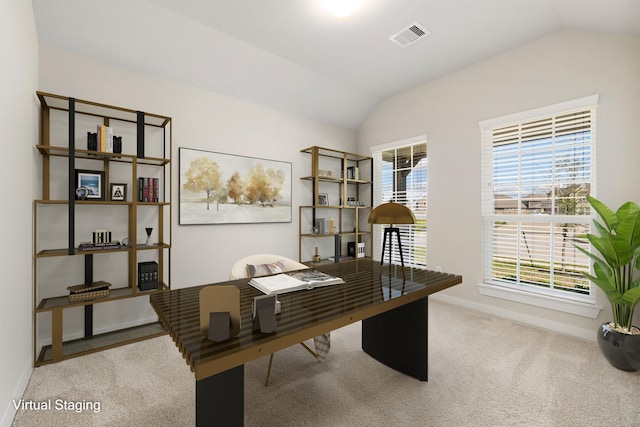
[33, 92, 172, 366]
[299, 146, 373, 263]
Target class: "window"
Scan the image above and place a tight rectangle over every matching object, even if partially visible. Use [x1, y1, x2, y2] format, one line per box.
[480, 96, 598, 312]
[372, 138, 427, 268]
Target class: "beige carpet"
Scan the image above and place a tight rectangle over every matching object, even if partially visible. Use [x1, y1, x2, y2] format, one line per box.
[12, 300, 640, 426]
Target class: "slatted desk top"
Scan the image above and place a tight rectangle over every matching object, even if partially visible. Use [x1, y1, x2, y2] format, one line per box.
[150, 259, 462, 380]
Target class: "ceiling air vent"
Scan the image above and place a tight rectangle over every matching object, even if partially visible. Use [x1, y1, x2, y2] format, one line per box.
[389, 22, 430, 48]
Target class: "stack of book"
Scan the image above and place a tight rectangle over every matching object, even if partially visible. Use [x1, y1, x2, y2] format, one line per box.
[77, 241, 121, 252]
[87, 125, 122, 154]
[314, 218, 335, 235]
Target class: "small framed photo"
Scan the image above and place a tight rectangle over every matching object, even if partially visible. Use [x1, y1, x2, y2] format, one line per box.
[110, 183, 127, 201]
[75, 169, 105, 200]
[318, 193, 329, 206]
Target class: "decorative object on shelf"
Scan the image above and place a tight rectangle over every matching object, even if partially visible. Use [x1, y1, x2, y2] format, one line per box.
[138, 261, 159, 291]
[574, 196, 640, 371]
[313, 247, 321, 263]
[110, 183, 127, 201]
[144, 227, 153, 246]
[67, 281, 111, 303]
[75, 186, 90, 200]
[93, 228, 112, 244]
[75, 169, 105, 200]
[346, 166, 360, 180]
[179, 147, 292, 225]
[138, 177, 159, 202]
[87, 132, 98, 151]
[318, 169, 333, 178]
[121, 237, 131, 247]
[314, 218, 335, 235]
[113, 135, 122, 154]
[368, 202, 416, 278]
[318, 193, 329, 206]
[358, 242, 366, 258]
[310, 227, 319, 235]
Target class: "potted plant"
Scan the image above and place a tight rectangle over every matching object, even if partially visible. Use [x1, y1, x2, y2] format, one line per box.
[576, 195, 640, 371]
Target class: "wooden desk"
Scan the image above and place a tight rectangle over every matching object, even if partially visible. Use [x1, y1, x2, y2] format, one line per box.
[150, 259, 462, 426]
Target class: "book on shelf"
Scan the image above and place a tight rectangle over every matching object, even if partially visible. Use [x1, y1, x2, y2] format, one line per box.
[77, 241, 121, 251]
[249, 270, 344, 295]
[138, 177, 160, 202]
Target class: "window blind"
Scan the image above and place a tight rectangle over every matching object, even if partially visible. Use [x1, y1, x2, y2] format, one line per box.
[481, 105, 595, 301]
[372, 142, 427, 268]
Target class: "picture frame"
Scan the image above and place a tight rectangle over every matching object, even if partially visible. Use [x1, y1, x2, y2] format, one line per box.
[75, 169, 105, 200]
[110, 183, 127, 201]
[179, 147, 292, 225]
[318, 193, 329, 206]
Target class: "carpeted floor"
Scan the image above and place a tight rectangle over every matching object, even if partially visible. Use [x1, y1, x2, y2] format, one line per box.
[12, 300, 640, 426]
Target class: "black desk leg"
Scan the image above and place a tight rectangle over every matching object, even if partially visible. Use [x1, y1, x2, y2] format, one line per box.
[196, 365, 244, 426]
[361, 297, 428, 381]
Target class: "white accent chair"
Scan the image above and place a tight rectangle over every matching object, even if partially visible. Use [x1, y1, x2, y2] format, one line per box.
[230, 254, 329, 385]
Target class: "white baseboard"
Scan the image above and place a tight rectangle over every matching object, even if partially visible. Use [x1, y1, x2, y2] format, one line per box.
[430, 293, 596, 342]
[1, 358, 33, 427]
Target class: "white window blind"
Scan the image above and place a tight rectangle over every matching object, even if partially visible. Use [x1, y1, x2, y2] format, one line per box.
[372, 141, 427, 267]
[481, 101, 596, 303]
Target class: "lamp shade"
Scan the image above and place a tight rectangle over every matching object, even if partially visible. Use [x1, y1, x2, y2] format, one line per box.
[368, 202, 416, 225]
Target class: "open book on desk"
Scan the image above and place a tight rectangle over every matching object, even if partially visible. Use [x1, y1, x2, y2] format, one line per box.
[249, 270, 344, 295]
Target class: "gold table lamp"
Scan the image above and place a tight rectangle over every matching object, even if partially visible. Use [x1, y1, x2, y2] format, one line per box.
[368, 202, 416, 277]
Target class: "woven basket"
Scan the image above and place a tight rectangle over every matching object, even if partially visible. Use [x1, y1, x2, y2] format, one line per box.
[69, 288, 110, 303]
[67, 280, 111, 303]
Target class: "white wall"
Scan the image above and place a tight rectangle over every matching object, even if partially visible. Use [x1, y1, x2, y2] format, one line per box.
[0, 1, 38, 426]
[37, 45, 356, 340]
[358, 30, 640, 340]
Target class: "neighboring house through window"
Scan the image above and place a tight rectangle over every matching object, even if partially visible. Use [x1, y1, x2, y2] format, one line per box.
[479, 95, 600, 318]
[371, 137, 427, 268]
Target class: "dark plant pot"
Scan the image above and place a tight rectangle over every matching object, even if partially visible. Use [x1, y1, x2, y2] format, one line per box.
[597, 322, 640, 372]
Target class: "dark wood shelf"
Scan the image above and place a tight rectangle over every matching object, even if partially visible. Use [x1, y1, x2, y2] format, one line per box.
[36, 145, 170, 166]
[34, 91, 172, 366]
[35, 321, 167, 367]
[36, 283, 169, 311]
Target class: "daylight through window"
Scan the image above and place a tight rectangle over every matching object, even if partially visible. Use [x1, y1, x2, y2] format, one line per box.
[373, 141, 427, 268]
[481, 102, 596, 302]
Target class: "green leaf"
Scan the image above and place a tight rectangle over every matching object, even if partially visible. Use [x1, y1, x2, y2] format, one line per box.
[581, 264, 622, 303]
[575, 244, 612, 278]
[615, 203, 640, 249]
[587, 195, 618, 231]
[622, 285, 640, 308]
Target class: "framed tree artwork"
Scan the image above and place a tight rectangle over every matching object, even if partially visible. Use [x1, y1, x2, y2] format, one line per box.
[179, 148, 292, 225]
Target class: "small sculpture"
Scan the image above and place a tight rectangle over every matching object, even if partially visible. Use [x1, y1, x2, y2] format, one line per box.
[145, 227, 153, 246]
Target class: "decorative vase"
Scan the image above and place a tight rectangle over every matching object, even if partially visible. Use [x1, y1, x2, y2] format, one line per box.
[145, 227, 153, 246]
[312, 247, 321, 263]
[597, 322, 640, 372]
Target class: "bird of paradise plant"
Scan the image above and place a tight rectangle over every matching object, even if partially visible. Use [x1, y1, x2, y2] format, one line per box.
[575, 196, 640, 333]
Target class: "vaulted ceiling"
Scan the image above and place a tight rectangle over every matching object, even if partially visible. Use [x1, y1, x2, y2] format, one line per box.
[32, 0, 640, 129]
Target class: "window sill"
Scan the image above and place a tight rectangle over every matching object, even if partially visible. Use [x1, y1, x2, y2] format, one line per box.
[477, 282, 602, 318]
